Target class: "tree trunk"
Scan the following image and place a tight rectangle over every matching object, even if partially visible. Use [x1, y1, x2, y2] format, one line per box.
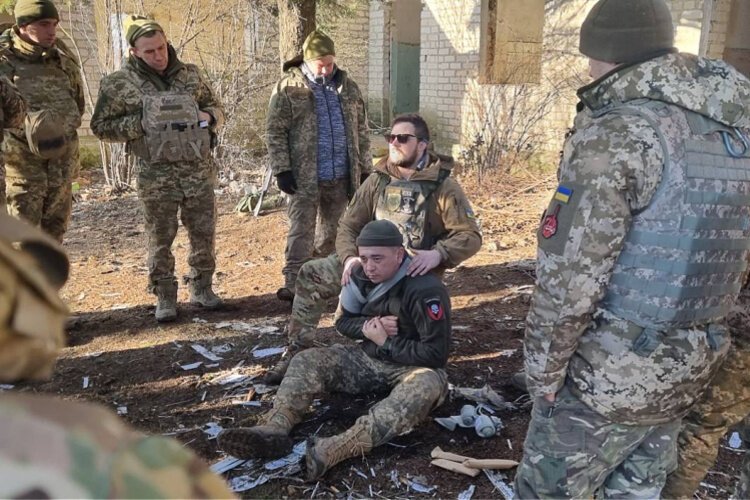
[276, 0, 315, 68]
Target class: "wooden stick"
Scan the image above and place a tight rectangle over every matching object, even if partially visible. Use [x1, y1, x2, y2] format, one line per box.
[463, 458, 519, 470]
[430, 446, 471, 463]
[430, 459, 481, 477]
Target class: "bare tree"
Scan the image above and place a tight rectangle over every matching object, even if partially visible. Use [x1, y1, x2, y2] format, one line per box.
[276, 0, 315, 65]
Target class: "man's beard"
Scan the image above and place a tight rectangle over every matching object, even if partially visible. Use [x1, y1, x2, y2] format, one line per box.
[390, 148, 419, 168]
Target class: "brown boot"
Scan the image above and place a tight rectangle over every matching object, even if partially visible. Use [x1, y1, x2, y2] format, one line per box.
[187, 273, 223, 309]
[262, 319, 316, 385]
[218, 406, 299, 459]
[305, 423, 373, 481]
[154, 278, 178, 323]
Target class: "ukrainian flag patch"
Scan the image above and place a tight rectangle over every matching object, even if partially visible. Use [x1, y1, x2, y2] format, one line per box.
[554, 185, 573, 204]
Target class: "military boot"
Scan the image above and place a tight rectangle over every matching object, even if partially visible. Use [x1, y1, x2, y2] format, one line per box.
[154, 278, 178, 322]
[188, 273, 223, 309]
[305, 423, 373, 481]
[510, 370, 528, 393]
[218, 406, 299, 459]
[276, 274, 295, 302]
[262, 319, 315, 385]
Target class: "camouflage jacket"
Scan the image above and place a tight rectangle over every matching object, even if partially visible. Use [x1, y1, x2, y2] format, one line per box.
[0, 74, 25, 132]
[266, 56, 371, 197]
[91, 47, 224, 182]
[336, 152, 482, 270]
[0, 27, 83, 140]
[0, 393, 234, 498]
[524, 53, 750, 424]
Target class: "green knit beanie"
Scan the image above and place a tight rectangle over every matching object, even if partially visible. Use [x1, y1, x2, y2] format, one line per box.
[303, 29, 335, 60]
[123, 15, 164, 47]
[580, 0, 675, 64]
[14, 0, 59, 26]
[356, 220, 404, 248]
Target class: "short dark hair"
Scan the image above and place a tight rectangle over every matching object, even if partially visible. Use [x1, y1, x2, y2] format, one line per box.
[391, 113, 430, 142]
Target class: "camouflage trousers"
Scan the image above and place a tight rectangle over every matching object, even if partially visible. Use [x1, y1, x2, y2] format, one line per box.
[514, 385, 679, 499]
[289, 253, 344, 344]
[282, 179, 348, 289]
[4, 133, 79, 242]
[662, 343, 750, 497]
[275, 344, 448, 445]
[136, 161, 217, 291]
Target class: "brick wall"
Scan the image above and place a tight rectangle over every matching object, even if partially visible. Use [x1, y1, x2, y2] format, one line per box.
[322, 0, 370, 99]
[705, 0, 733, 58]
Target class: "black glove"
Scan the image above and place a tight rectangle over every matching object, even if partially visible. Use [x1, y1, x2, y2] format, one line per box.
[276, 171, 297, 195]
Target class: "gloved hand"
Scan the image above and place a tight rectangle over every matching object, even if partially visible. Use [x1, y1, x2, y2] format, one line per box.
[276, 171, 297, 195]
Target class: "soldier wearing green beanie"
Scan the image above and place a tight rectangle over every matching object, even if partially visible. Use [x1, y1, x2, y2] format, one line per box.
[0, 0, 83, 243]
[513, 0, 750, 497]
[267, 27, 371, 303]
[91, 16, 225, 322]
[219, 218, 453, 481]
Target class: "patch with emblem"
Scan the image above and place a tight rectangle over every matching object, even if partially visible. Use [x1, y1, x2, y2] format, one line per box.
[425, 298, 444, 321]
[554, 185, 573, 204]
[541, 205, 561, 239]
[385, 188, 401, 212]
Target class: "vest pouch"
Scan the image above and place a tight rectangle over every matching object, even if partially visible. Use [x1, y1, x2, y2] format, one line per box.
[631, 328, 663, 357]
[706, 324, 729, 351]
[178, 125, 210, 162]
[141, 92, 206, 163]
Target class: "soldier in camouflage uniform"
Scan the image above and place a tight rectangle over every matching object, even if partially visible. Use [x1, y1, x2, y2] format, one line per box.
[91, 16, 225, 322]
[0, 211, 234, 498]
[263, 113, 481, 384]
[0, 0, 84, 242]
[0, 75, 26, 212]
[219, 220, 450, 480]
[268, 29, 371, 302]
[515, 1, 750, 497]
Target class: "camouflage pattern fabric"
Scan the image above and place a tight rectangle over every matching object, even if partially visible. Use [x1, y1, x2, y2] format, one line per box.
[0, 28, 83, 240]
[0, 74, 26, 211]
[267, 58, 370, 199]
[0, 393, 234, 499]
[274, 344, 447, 446]
[283, 178, 348, 288]
[91, 49, 224, 290]
[524, 53, 750, 425]
[288, 154, 481, 341]
[513, 385, 679, 499]
[662, 297, 750, 497]
[5, 133, 78, 242]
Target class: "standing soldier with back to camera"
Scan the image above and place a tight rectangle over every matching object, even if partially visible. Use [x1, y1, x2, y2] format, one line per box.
[91, 16, 225, 322]
[267, 29, 371, 302]
[0, 0, 84, 241]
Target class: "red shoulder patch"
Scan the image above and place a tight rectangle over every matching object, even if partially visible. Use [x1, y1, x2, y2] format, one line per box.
[425, 298, 444, 321]
[541, 205, 561, 239]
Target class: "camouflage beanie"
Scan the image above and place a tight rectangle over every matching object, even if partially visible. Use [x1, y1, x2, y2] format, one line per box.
[14, 0, 59, 26]
[356, 220, 403, 248]
[303, 29, 335, 60]
[123, 15, 164, 47]
[580, 0, 675, 64]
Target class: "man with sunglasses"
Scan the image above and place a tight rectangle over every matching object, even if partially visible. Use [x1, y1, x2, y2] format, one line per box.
[260, 112, 481, 384]
[267, 29, 371, 303]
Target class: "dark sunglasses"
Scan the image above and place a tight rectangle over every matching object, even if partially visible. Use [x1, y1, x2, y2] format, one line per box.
[385, 133, 421, 144]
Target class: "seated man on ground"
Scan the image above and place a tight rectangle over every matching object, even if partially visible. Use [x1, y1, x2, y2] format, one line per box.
[264, 112, 481, 384]
[219, 220, 451, 481]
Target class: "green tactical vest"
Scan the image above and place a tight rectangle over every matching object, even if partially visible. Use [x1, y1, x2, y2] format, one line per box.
[374, 169, 450, 250]
[601, 101, 750, 330]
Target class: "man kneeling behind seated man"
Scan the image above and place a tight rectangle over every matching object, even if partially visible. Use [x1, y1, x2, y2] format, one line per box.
[263, 112, 481, 384]
[219, 220, 451, 480]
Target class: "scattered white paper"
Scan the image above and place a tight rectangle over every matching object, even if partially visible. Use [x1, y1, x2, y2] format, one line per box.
[85, 351, 104, 358]
[252, 346, 286, 359]
[453, 325, 470, 331]
[389, 470, 400, 489]
[484, 470, 514, 500]
[229, 474, 269, 492]
[116, 406, 128, 415]
[82, 376, 90, 389]
[0, 384, 14, 391]
[206, 363, 220, 368]
[407, 478, 436, 494]
[458, 484, 476, 500]
[202, 422, 223, 440]
[728, 431, 743, 449]
[180, 361, 203, 371]
[193, 317, 208, 323]
[191, 344, 223, 362]
[212, 344, 232, 355]
[214, 373, 251, 386]
[264, 440, 306, 471]
[231, 400, 262, 407]
[210, 456, 252, 474]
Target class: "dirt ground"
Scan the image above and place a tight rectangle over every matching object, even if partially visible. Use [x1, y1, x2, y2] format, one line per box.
[12, 170, 746, 498]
